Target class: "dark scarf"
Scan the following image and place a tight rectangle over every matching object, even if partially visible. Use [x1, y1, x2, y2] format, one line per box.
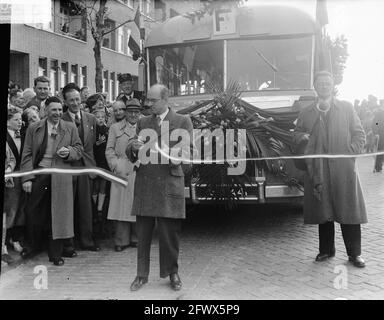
[305, 107, 329, 201]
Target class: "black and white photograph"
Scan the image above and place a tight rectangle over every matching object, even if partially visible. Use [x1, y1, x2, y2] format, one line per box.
[1, 0, 384, 302]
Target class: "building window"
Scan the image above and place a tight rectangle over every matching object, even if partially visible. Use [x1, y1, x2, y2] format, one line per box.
[60, 62, 68, 87]
[120, 0, 133, 7]
[50, 59, 59, 96]
[80, 66, 87, 88]
[117, 27, 125, 54]
[141, 0, 151, 17]
[57, 0, 86, 41]
[110, 72, 116, 101]
[103, 70, 109, 94]
[102, 19, 116, 50]
[38, 57, 48, 76]
[71, 64, 78, 84]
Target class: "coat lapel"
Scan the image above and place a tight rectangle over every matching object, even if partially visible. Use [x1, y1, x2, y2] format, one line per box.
[52, 120, 66, 152]
[34, 120, 48, 168]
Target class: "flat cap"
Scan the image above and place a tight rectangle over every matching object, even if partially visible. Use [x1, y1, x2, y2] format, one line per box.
[126, 98, 142, 110]
[118, 73, 133, 83]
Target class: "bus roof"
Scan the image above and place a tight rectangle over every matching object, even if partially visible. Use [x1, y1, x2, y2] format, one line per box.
[146, 5, 318, 48]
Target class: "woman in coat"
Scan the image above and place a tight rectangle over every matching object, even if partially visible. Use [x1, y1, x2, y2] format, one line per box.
[105, 99, 141, 251]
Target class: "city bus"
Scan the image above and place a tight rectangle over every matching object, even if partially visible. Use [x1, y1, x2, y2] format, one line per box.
[144, 4, 330, 204]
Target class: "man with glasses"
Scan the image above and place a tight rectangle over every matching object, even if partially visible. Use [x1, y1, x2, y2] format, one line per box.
[126, 84, 193, 292]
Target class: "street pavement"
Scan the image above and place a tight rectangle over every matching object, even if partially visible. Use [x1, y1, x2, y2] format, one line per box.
[1, 157, 383, 300]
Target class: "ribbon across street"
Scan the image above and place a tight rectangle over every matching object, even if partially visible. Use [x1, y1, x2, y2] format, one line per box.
[4, 167, 128, 187]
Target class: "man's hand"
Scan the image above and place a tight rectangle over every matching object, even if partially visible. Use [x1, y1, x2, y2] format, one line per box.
[57, 146, 70, 158]
[298, 133, 310, 144]
[131, 139, 144, 152]
[23, 181, 32, 193]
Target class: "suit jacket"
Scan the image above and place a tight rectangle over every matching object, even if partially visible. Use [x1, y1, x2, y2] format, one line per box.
[126, 108, 193, 219]
[6, 131, 24, 170]
[20, 119, 83, 239]
[294, 99, 367, 224]
[62, 110, 97, 169]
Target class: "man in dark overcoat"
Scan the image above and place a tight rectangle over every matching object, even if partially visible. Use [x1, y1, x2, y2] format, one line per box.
[20, 97, 83, 265]
[61, 83, 100, 253]
[116, 73, 144, 105]
[126, 84, 193, 291]
[294, 71, 367, 268]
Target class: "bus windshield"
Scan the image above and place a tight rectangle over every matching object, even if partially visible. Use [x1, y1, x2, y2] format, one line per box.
[227, 36, 313, 91]
[148, 41, 223, 97]
[147, 36, 313, 96]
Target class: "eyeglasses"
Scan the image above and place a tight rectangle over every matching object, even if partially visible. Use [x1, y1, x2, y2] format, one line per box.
[146, 98, 161, 103]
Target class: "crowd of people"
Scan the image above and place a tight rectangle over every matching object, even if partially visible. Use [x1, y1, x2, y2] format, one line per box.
[353, 95, 384, 172]
[3, 73, 147, 267]
[4, 75, 188, 292]
[3, 71, 383, 291]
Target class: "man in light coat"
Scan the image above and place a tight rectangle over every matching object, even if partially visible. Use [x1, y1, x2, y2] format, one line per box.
[294, 71, 367, 268]
[126, 84, 193, 291]
[20, 97, 83, 265]
[106, 99, 141, 251]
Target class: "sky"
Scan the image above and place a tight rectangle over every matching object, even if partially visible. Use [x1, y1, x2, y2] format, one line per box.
[246, 0, 384, 102]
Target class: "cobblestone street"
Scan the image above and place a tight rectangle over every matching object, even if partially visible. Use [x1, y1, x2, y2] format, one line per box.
[1, 157, 383, 300]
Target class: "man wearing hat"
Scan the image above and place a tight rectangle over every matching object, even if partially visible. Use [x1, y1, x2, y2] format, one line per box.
[105, 98, 142, 251]
[116, 73, 144, 106]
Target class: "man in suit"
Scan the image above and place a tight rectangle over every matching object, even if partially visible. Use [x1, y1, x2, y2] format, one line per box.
[25, 76, 51, 119]
[61, 83, 100, 253]
[126, 84, 193, 291]
[294, 71, 367, 268]
[20, 97, 83, 265]
[372, 101, 384, 172]
[116, 73, 144, 105]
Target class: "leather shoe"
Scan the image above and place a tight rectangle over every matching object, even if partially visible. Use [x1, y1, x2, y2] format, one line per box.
[315, 250, 335, 262]
[170, 273, 182, 291]
[80, 245, 101, 252]
[349, 256, 365, 268]
[49, 257, 65, 266]
[62, 250, 77, 258]
[114, 245, 129, 252]
[129, 242, 138, 248]
[20, 248, 38, 260]
[130, 276, 148, 291]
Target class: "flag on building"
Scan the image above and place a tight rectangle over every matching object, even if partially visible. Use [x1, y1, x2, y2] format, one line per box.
[133, 5, 140, 30]
[128, 35, 141, 56]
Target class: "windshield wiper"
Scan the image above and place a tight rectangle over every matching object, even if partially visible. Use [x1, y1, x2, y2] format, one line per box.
[252, 45, 279, 72]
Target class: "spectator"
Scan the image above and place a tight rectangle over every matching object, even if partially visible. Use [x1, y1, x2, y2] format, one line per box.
[22, 88, 36, 107]
[105, 99, 142, 252]
[20, 97, 83, 266]
[2, 126, 17, 266]
[372, 102, 384, 172]
[61, 83, 100, 253]
[26, 76, 50, 119]
[9, 89, 25, 110]
[92, 109, 109, 236]
[5, 107, 26, 255]
[21, 108, 40, 140]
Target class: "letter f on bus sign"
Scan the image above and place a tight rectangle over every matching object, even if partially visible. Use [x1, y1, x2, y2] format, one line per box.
[213, 8, 236, 35]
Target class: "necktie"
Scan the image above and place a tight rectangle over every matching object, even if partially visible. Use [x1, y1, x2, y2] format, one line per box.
[51, 126, 57, 138]
[75, 113, 81, 127]
[14, 130, 21, 139]
[156, 115, 161, 127]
